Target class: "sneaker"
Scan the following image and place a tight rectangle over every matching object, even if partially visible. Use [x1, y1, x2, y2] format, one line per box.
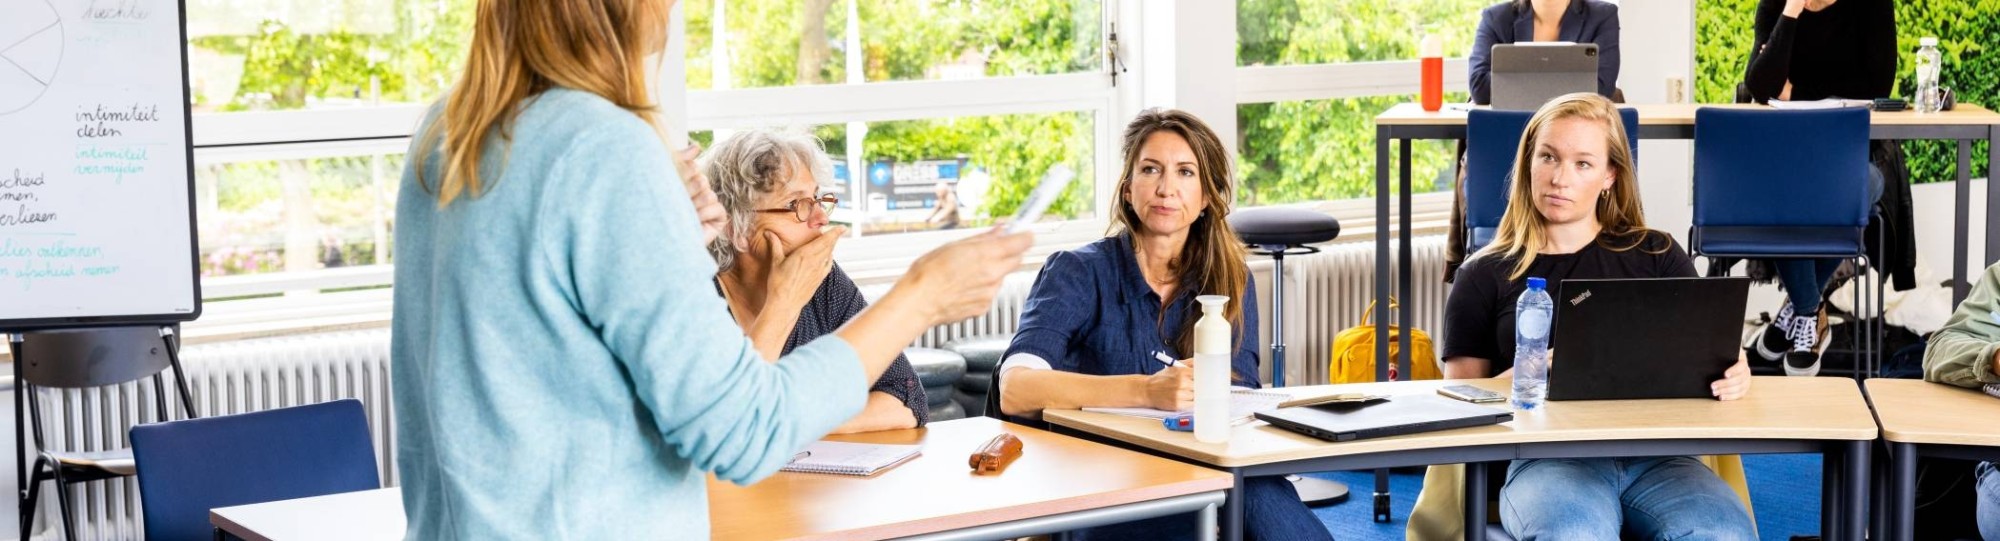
[1772, 301, 1796, 331]
[1753, 321, 1790, 362]
[1783, 313, 1821, 377]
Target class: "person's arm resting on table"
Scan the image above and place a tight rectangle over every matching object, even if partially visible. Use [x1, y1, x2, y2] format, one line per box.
[998, 251, 1191, 418]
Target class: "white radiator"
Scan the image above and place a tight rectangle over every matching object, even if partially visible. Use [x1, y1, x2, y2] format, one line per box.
[22, 235, 1451, 539]
[22, 329, 396, 541]
[1268, 235, 1450, 387]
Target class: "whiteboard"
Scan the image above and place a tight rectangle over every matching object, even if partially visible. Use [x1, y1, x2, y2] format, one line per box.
[0, 0, 200, 329]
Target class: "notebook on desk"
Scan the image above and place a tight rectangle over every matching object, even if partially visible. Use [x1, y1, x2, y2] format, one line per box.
[781, 441, 922, 477]
[1081, 389, 1289, 421]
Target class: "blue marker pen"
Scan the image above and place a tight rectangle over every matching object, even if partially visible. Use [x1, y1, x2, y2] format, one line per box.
[1163, 412, 1195, 432]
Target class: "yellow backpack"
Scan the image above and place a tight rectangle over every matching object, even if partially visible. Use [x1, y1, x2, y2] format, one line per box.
[1328, 299, 1441, 383]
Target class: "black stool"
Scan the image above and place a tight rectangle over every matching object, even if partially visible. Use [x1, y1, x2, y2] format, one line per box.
[1228, 207, 1348, 506]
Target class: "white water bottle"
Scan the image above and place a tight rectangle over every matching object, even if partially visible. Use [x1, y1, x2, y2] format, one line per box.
[1915, 37, 1942, 113]
[1193, 295, 1232, 443]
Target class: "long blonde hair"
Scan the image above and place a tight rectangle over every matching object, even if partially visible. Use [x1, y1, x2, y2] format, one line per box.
[416, 0, 672, 206]
[1111, 108, 1253, 358]
[1479, 92, 1666, 279]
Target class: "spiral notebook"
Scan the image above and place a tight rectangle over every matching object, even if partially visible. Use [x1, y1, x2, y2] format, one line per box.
[780, 441, 923, 476]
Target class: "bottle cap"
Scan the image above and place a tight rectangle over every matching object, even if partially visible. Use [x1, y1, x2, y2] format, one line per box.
[1920, 37, 1938, 47]
[1420, 34, 1443, 58]
[1196, 295, 1229, 312]
[1526, 277, 1546, 290]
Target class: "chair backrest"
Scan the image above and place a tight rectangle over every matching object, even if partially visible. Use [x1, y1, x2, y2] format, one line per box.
[16, 326, 172, 389]
[1693, 107, 1870, 228]
[1463, 108, 1639, 253]
[131, 399, 380, 541]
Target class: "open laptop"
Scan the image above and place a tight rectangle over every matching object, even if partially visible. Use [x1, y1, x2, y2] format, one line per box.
[1490, 43, 1600, 110]
[1547, 277, 1753, 401]
[1255, 394, 1513, 442]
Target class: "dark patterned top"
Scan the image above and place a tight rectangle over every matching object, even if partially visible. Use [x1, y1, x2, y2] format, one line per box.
[717, 264, 927, 426]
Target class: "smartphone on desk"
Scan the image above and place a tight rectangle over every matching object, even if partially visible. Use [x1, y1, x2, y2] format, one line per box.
[1438, 384, 1505, 404]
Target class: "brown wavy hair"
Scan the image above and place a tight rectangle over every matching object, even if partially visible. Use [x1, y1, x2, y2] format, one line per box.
[1111, 108, 1253, 358]
[1477, 92, 1669, 280]
[416, 0, 673, 206]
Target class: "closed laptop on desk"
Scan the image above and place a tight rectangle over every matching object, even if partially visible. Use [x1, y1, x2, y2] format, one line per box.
[1490, 43, 1599, 110]
[1255, 394, 1512, 442]
[1547, 277, 1751, 401]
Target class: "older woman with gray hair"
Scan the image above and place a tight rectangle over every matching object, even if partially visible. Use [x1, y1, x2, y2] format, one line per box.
[703, 129, 926, 433]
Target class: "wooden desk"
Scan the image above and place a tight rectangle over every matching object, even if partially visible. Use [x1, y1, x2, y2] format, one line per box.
[1366, 103, 2000, 386]
[708, 416, 1232, 540]
[207, 418, 1229, 541]
[1866, 378, 2000, 541]
[1047, 376, 1879, 541]
[210, 488, 403, 541]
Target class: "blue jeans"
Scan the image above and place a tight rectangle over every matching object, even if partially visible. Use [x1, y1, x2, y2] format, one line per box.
[1500, 456, 1756, 541]
[1771, 162, 1885, 314]
[1070, 476, 1330, 541]
[1775, 258, 1842, 313]
[1979, 461, 2000, 541]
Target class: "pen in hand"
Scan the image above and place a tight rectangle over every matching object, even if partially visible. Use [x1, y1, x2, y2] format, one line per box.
[1154, 351, 1187, 369]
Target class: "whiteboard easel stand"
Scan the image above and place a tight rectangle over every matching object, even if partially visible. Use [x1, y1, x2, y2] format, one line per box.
[8, 326, 197, 538]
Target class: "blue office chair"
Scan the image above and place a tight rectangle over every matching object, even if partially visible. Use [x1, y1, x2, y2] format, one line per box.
[130, 399, 380, 541]
[1463, 108, 1640, 254]
[1691, 106, 1879, 377]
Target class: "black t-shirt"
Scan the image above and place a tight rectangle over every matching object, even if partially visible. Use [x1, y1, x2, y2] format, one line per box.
[1441, 231, 1697, 375]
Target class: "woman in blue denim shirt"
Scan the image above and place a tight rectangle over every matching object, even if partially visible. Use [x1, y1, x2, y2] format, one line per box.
[996, 108, 1331, 541]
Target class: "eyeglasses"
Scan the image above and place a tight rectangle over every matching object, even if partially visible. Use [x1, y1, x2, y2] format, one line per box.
[755, 194, 839, 223]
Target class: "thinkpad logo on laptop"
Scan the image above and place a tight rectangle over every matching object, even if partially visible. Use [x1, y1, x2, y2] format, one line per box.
[1569, 290, 1591, 306]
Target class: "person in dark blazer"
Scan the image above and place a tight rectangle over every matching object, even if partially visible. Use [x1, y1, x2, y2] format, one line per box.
[1467, 0, 1622, 105]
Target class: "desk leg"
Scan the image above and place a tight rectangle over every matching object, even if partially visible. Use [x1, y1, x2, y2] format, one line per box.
[1871, 444, 1888, 541]
[1198, 502, 1218, 541]
[1955, 138, 1974, 305]
[1374, 127, 1392, 383]
[1224, 471, 1246, 541]
[1465, 463, 1487, 541]
[1891, 442, 1916, 541]
[1988, 127, 1999, 270]
[1845, 440, 1870, 541]
[1822, 443, 1841, 540]
[1398, 137, 1413, 381]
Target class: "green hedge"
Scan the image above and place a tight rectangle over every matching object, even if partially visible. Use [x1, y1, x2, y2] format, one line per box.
[1695, 0, 1995, 184]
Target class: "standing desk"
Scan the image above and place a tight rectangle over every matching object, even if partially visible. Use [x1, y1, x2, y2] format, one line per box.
[1370, 104, 2000, 382]
[1046, 376, 1879, 541]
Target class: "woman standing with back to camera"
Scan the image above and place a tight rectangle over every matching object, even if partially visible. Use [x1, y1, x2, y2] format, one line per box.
[389, 0, 1031, 537]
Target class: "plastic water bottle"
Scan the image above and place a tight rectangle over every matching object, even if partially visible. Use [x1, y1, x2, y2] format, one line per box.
[1512, 277, 1553, 411]
[1193, 295, 1232, 443]
[1916, 37, 1942, 113]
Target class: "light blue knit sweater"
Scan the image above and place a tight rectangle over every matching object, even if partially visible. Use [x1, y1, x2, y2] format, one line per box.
[390, 88, 865, 539]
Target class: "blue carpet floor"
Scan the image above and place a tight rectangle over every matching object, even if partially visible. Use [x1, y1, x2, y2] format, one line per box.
[1301, 454, 1824, 540]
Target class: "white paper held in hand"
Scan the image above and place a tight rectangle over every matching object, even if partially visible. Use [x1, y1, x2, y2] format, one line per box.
[1004, 165, 1077, 235]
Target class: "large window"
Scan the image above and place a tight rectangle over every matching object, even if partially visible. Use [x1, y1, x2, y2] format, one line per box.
[684, 0, 1114, 240]
[186, 0, 472, 113]
[1235, 0, 1485, 207]
[185, 0, 1114, 299]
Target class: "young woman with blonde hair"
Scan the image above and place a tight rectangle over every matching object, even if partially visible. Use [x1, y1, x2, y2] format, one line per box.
[390, 0, 1030, 536]
[1440, 93, 1756, 539]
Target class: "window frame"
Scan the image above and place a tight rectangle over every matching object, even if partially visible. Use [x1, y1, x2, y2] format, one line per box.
[188, 0, 1125, 300]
